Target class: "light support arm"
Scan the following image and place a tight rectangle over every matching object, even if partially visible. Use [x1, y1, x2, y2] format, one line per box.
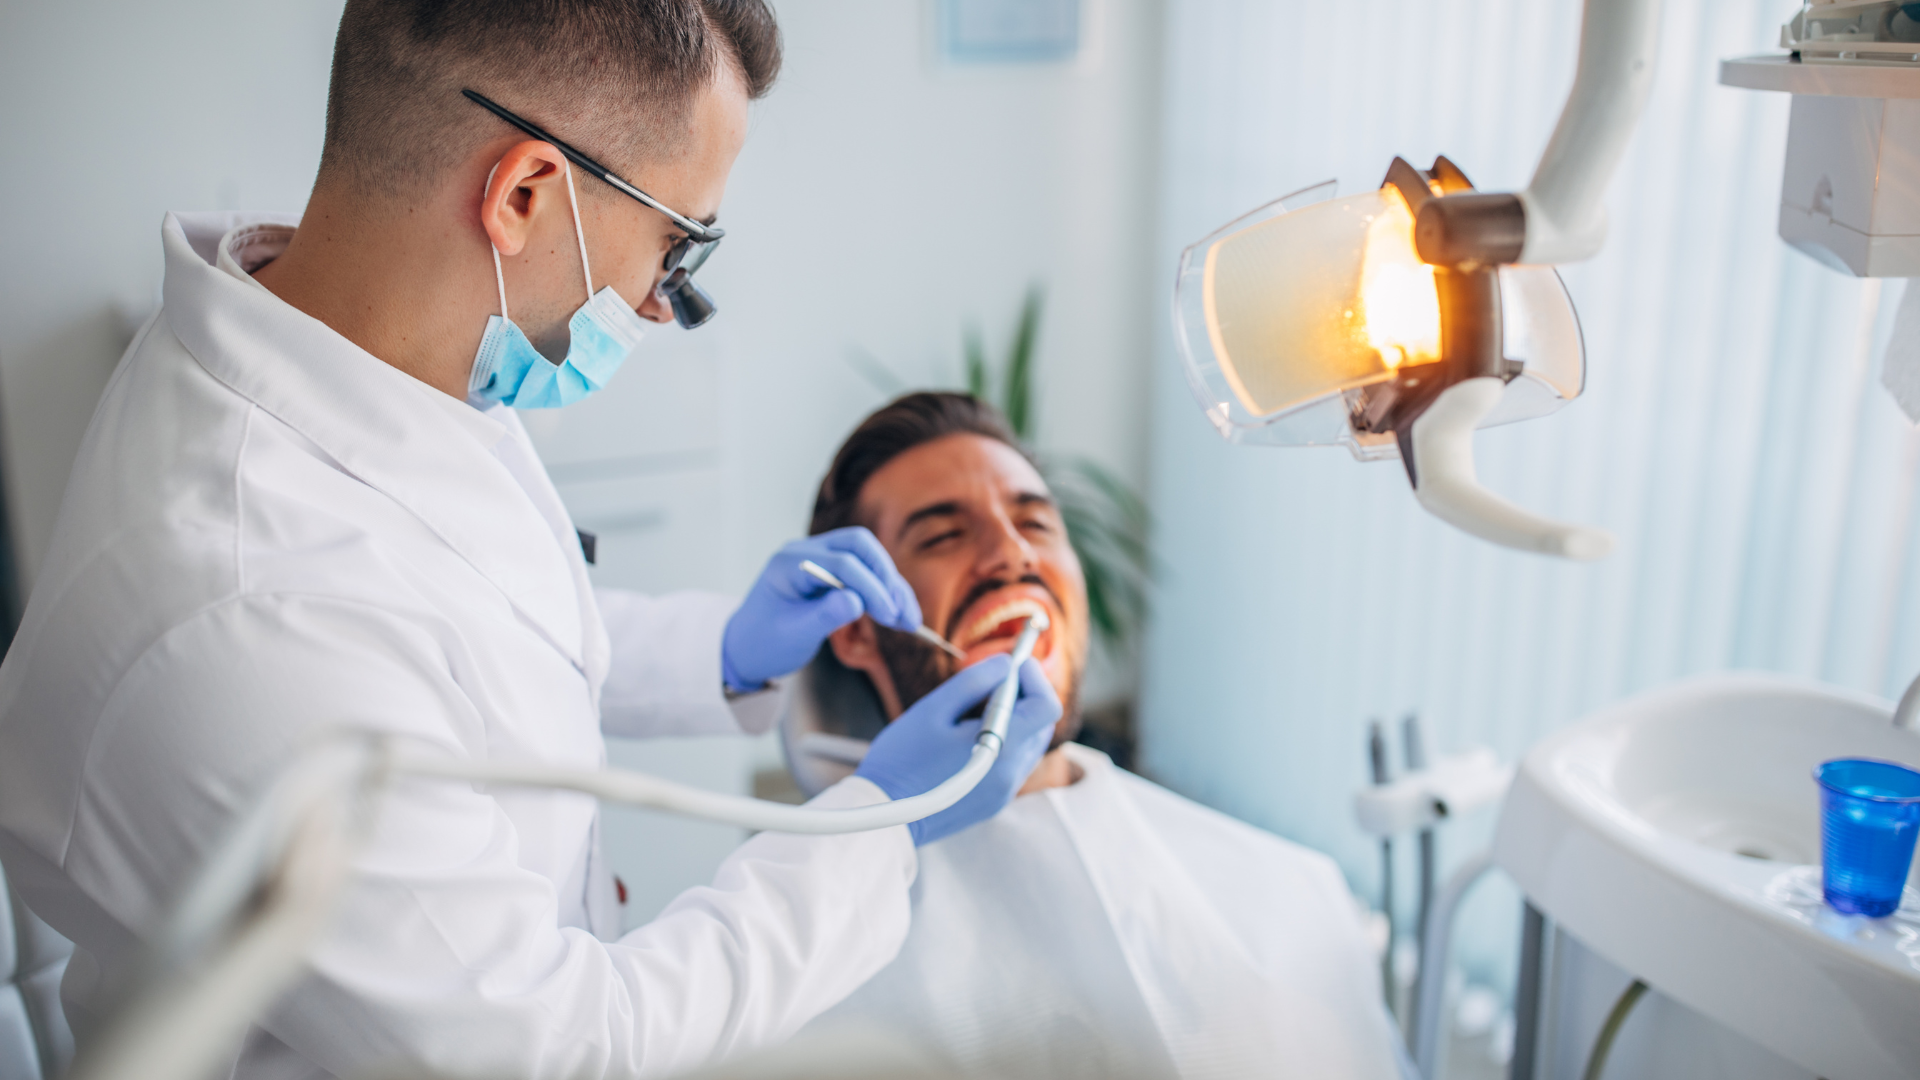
[1517, 0, 1665, 264]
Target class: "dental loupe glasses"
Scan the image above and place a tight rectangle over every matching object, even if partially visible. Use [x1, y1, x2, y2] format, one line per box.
[71, 619, 1046, 1080]
[463, 89, 721, 328]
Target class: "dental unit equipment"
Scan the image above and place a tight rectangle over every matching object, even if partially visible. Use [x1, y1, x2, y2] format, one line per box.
[1366, 721, 1397, 1016]
[1720, 4, 1920, 280]
[69, 613, 1052, 1080]
[1173, 0, 1663, 559]
[1401, 715, 1436, 970]
[798, 558, 969, 660]
[1352, 736, 1514, 1074]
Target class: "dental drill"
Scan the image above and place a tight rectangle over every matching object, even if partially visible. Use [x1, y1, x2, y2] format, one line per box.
[68, 613, 1050, 1080]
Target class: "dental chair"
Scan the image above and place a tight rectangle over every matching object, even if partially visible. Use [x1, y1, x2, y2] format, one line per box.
[0, 861, 74, 1080]
[777, 652, 888, 799]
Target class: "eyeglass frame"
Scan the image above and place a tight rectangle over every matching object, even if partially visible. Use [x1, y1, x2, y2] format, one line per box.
[461, 88, 724, 280]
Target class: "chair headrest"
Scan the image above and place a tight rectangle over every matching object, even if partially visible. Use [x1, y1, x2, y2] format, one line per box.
[777, 650, 890, 798]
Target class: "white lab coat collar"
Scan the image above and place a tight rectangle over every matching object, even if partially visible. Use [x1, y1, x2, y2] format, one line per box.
[160, 210, 589, 669]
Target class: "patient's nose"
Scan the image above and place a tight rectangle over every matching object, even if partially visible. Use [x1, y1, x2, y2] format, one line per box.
[975, 512, 1038, 578]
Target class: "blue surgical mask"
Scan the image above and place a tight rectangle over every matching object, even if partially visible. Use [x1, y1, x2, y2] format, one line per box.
[469, 162, 649, 409]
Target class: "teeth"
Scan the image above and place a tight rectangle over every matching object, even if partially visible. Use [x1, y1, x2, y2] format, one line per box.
[961, 598, 1049, 645]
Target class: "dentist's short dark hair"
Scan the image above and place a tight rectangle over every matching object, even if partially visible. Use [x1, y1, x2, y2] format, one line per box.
[810, 392, 1034, 538]
[321, 0, 781, 198]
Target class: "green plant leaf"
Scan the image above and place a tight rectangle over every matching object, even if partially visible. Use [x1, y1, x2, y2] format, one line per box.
[1003, 285, 1043, 440]
[1045, 452, 1154, 654]
[963, 324, 988, 401]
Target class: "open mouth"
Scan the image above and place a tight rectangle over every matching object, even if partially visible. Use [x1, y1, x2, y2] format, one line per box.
[951, 591, 1059, 664]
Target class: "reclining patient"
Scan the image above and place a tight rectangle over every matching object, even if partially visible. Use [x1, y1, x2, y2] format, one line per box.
[782, 393, 1407, 1080]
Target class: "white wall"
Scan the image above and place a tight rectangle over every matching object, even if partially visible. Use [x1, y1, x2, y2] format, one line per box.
[0, 0, 341, 583]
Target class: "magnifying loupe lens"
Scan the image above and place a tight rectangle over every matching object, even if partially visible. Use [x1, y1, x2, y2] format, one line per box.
[664, 270, 717, 328]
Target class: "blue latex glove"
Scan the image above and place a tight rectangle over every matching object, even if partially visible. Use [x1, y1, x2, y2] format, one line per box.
[722, 527, 921, 692]
[856, 654, 1062, 846]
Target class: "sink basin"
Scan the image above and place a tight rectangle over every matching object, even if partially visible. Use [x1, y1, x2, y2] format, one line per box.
[1494, 673, 1920, 1080]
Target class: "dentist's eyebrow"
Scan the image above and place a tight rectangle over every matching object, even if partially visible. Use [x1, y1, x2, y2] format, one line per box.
[898, 501, 963, 540]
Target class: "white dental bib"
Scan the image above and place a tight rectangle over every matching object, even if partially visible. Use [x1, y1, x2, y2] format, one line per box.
[797, 743, 1404, 1080]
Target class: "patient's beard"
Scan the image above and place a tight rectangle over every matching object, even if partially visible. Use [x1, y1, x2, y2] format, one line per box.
[875, 627, 1083, 750]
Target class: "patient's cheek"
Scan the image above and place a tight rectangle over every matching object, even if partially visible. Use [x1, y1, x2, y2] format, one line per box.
[1044, 657, 1073, 702]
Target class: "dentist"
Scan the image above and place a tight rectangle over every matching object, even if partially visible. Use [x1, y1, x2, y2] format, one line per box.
[0, 2, 1059, 1078]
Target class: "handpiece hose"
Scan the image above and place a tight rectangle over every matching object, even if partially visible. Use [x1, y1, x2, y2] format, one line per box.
[407, 613, 1047, 836]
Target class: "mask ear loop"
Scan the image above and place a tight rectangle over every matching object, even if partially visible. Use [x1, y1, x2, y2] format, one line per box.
[483, 155, 591, 318]
[485, 162, 510, 322]
[561, 161, 594, 303]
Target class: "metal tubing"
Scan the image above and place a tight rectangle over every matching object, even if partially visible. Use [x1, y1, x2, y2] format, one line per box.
[1369, 720, 1397, 1016]
[1403, 715, 1437, 963]
[1510, 903, 1549, 1080]
[1412, 849, 1497, 1080]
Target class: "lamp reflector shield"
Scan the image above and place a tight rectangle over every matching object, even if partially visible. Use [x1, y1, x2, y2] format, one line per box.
[1175, 181, 1585, 455]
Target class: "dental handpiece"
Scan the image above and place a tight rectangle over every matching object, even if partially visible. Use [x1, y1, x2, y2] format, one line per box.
[977, 612, 1048, 751]
[797, 558, 967, 660]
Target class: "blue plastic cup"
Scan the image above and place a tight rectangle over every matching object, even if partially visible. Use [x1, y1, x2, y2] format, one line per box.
[1816, 758, 1920, 918]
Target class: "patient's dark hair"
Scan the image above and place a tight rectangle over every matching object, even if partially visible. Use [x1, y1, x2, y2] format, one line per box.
[809, 392, 1033, 538]
[320, 0, 782, 198]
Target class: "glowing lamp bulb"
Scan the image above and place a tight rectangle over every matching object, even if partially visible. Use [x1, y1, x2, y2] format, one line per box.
[1357, 190, 1441, 370]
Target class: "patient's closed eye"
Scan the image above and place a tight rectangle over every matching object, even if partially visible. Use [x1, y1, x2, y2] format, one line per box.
[918, 527, 965, 551]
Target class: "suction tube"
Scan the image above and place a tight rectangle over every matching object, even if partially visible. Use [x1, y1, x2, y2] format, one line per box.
[405, 613, 1048, 835]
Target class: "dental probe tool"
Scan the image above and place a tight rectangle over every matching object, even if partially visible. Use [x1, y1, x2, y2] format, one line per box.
[797, 558, 968, 660]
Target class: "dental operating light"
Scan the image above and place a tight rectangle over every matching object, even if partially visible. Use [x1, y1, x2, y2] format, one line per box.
[1175, 0, 1664, 559]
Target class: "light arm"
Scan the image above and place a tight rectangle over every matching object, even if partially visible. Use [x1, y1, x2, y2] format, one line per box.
[1518, 0, 1665, 264]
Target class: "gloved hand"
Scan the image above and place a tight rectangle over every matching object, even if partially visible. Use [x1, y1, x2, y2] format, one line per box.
[722, 527, 921, 692]
[856, 654, 1062, 846]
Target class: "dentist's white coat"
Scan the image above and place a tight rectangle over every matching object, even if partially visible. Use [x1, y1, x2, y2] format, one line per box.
[0, 212, 916, 1080]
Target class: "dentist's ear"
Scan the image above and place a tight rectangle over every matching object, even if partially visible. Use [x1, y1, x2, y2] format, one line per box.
[478, 140, 570, 258]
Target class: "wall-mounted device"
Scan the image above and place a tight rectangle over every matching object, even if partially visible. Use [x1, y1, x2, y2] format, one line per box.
[1722, 2, 1920, 278]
